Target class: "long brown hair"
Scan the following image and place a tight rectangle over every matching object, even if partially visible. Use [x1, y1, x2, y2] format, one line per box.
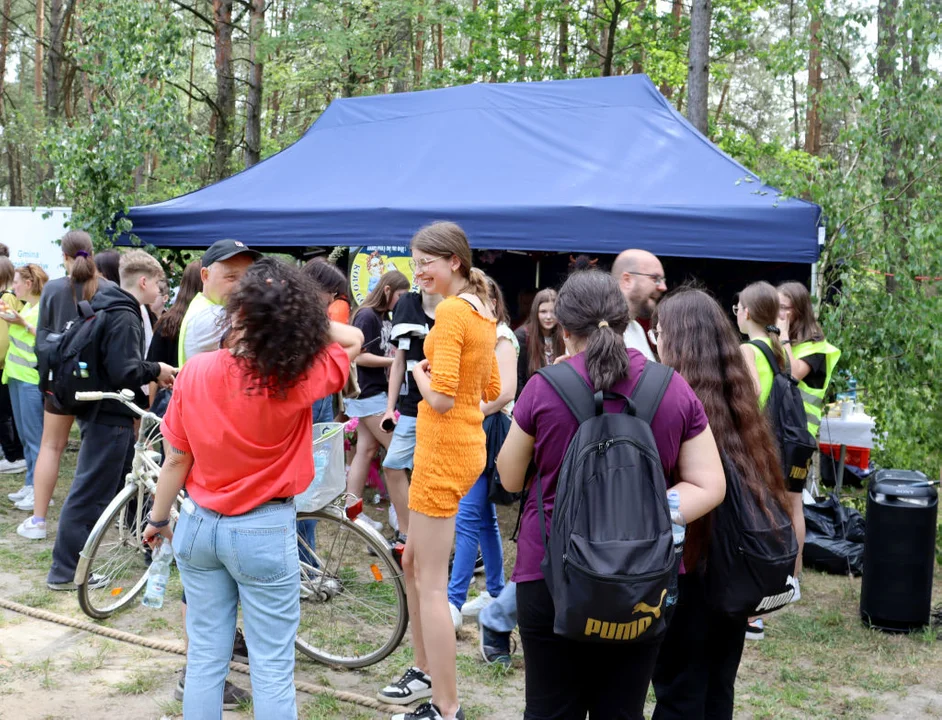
[777, 281, 824, 345]
[484, 273, 509, 326]
[740, 281, 786, 371]
[354, 270, 409, 318]
[61, 230, 99, 302]
[656, 288, 789, 521]
[410, 221, 490, 308]
[524, 288, 565, 377]
[154, 260, 203, 340]
[553, 272, 631, 392]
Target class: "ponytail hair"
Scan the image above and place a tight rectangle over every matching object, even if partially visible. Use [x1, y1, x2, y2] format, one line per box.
[740, 281, 786, 371]
[554, 271, 631, 392]
[61, 230, 99, 302]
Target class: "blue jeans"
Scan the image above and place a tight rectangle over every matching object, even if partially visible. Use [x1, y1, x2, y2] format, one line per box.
[447, 473, 505, 608]
[174, 498, 300, 720]
[480, 580, 518, 633]
[299, 396, 334, 564]
[7, 378, 44, 487]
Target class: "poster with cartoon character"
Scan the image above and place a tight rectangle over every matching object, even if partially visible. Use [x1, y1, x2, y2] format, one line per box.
[348, 246, 418, 306]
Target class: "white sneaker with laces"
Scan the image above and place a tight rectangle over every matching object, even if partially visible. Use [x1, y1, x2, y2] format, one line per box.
[14, 489, 53, 511]
[449, 602, 463, 632]
[7, 484, 29, 502]
[460, 590, 494, 618]
[0, 459, 27, 475]
[377, 666, 433, 705]
[17, 516, 46, 540]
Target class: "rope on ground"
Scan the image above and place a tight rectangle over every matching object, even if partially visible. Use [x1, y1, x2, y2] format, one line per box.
[0, 596, 404, 715]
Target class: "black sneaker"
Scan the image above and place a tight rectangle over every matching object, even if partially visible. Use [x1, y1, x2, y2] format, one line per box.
[377, 666, 432, 705]
[478, 617, 512, 668]
[174, 665, 252, 709]
[473, 551, 485, 575]
[391, 702, 465, 720]
[231, 627, 249, 664]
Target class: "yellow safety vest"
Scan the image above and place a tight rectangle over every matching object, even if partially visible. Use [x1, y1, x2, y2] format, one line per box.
[792, 340, 841, 437]
[743, 337, 775, 410]
[177, 292, 218, 367]
[3, 302, 40, 385]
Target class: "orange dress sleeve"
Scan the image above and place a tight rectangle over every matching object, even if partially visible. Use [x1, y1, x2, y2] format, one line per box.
[429, 299, 466, 398]
[483, 351, 501, 403]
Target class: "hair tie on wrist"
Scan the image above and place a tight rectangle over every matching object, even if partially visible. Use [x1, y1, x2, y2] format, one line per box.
[598, 320, 609, 329]
[74, 250, 89, 258]
[766, 325, 781, 335]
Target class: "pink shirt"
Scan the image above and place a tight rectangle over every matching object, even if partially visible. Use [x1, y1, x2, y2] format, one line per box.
[161, 344, 349, 515]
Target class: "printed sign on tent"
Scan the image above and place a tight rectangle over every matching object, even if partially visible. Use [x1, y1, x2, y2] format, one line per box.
[348, 246, 417, 306]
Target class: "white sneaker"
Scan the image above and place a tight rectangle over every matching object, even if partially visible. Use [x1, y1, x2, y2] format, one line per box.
[0, 459, 27, 475]
[13, 489, 53, 511]
[7, 484, 29, 502]
[363, 515, 384, 533]
[449, 602, 463, 632]
[388, 504, 399, 533]
[17, 516, 46, 540]
[460, 590, 494, 618]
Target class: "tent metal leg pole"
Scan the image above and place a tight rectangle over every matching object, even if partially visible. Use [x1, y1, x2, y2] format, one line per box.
[535, 260, 541, 288]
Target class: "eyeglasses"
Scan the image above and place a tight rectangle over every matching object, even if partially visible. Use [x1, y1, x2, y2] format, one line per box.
[647, 327, 659, 346]
[413, 256, 446, 273]
[626, 271, 667, 286]
[732, 304, 743, 314]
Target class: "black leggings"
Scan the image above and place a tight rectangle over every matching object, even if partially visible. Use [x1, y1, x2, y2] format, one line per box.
[516, 579, 662, 720]
[651, 572, 747, 720]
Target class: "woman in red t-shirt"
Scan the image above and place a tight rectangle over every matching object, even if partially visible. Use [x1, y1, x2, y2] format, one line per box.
[143, 258, 363, 719]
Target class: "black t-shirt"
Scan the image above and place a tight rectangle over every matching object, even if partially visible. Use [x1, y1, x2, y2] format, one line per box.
[147, 328, 178, 367]
[799, 352, 827, 389]
[390, 293, 435, 418]
[352, 307, 392, 400]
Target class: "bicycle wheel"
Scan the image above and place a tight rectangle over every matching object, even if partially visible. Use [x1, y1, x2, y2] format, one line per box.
[295, 507, 408, 668]
[76, 482, 154, 619]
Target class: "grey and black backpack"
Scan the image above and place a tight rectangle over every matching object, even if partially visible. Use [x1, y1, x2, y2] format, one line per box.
[534, 360, 678, 644]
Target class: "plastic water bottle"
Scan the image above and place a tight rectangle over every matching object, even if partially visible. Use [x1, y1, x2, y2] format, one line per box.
[665, 490, 685, 607]
[314, 448, 329, 488]
[141, 541, 173, 609]
[847, 377, 858, 401]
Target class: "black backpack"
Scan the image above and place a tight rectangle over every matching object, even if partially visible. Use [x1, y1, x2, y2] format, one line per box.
[40, 300, 127, 415]
[749, 340, 817, 492]
[534, 360, 677, 644]
[705, 453, 799, 616]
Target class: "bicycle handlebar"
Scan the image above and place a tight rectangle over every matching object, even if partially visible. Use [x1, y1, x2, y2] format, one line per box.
[74, 389, 151, 419]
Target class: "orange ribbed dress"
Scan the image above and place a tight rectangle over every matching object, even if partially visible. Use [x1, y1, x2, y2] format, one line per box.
[409, 297, 501, 518]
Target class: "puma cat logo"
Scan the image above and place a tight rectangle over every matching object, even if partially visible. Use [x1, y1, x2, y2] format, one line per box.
[633, 589, 668, 619]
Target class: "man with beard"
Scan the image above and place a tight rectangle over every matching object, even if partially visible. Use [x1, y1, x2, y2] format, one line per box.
[611, 249, 667, 360]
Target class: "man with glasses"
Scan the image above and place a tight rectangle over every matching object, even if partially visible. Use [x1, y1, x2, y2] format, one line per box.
[611, 249, 667, 360]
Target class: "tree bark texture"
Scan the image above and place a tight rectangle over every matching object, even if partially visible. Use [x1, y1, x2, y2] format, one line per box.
[804, 10, 822, 156]
[686, 0, 711, 134]
[601, 0, 621, 77]
[45, 0, 64, 119]
[558, 0, 569, 73]
[246, 0, 265, 168]
[877, 0, 900, 293]
[213, 0, 235, 180]
[34, 0, 44, 100]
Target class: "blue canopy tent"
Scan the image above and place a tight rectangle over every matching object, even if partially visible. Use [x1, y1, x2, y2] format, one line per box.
[125, 75, 821, 263]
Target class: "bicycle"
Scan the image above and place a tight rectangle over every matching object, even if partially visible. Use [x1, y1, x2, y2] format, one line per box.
[72, 390, 409, 668]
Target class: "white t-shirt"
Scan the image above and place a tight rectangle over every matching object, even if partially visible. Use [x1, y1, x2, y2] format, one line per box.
[623, 320, 655, 361]
[183, 302, 227, 363]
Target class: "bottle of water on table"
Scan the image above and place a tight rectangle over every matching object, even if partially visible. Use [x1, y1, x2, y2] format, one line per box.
[665, 490, 685, 607]
[142, 541, 173, 609]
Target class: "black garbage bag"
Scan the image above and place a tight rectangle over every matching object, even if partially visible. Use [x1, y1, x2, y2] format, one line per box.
[803, 494, 866, 575]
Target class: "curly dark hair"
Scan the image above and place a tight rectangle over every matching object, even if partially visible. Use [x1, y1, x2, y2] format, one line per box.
[225, 258, 331, 397]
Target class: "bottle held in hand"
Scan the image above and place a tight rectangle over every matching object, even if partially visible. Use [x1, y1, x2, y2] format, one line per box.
[665, 490, 685, 608]
[141, 541, 174, 609]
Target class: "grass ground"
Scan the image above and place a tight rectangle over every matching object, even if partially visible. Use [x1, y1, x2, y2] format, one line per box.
[0, 434, 939, 718]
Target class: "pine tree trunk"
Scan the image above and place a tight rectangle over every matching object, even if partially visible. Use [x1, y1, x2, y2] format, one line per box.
[804, 10, 822, 155]
[245, 0, 265, 168]
[213, 0, 235, 181]
[558, 0, 569, 73]
[414, 14, 425, 85]
[601, 0, 621, 77]
[45, 0, 64, 119]
[686, 0, 711, 134]
[34, 0, 44, 101]
[877, 0, 900, 294]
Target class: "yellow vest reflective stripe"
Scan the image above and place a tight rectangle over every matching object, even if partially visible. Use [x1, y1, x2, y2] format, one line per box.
[3, 303, 40, 385]
[792, 340, 841, 436]
[744, 338, 775, 410]
[177, 292, 216, 367]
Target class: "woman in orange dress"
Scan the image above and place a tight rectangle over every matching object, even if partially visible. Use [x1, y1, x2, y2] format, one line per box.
[378, 222, 500, 720]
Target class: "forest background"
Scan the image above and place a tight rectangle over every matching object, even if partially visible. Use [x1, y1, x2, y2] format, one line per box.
[0, 0, 938, 475]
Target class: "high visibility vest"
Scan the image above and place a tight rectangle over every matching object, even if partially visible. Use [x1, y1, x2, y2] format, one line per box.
[792, 340, 841, 437]
[3, 302, 40, 385]
[177, 292, 218, 367]
[743, 337, 775, 410]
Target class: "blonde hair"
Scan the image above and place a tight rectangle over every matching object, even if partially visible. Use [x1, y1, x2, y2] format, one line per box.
[15, 264, 49, 297]
[119, 249, 165, 288]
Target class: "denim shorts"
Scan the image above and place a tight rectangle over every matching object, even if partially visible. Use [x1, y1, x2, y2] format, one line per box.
[382, 415, 417, 471]
[344, 392, 387, 418]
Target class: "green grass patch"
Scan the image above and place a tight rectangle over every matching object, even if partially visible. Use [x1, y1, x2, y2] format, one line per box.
[113, 670, 162, 695]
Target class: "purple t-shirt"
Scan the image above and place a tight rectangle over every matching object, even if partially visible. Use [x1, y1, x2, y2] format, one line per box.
[511, 349, 710, 584]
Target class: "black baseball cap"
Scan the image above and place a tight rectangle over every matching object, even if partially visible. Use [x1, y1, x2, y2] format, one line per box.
[201, 239, 262, 268]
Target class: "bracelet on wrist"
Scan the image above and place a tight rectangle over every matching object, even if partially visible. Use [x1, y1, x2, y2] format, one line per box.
[146, 513, 171, 529]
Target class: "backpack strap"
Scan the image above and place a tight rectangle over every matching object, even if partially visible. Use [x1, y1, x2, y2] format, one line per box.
[748, 340, 790, 377]
[535, 362, 601, 424]
[77, 300, 95, 320]
[629, 361, 675, 425]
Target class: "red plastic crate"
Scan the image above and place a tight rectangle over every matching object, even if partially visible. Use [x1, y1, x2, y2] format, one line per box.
[819, 442, 870, 471]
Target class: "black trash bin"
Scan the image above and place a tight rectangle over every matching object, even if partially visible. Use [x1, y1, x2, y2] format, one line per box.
[860, 469, 938, 632]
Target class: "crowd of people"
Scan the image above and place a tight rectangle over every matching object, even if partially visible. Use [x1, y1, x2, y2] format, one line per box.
[0, 226, 842, 720]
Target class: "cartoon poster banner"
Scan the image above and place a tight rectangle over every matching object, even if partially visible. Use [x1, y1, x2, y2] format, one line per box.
[348, 246, 417, 306]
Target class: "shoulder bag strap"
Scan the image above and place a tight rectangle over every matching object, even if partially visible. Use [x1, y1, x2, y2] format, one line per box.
[629, 361, 675, 425]
[748, 339, 788, 377]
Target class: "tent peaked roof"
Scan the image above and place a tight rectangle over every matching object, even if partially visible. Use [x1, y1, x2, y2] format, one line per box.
[126, 75, 821, 262]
